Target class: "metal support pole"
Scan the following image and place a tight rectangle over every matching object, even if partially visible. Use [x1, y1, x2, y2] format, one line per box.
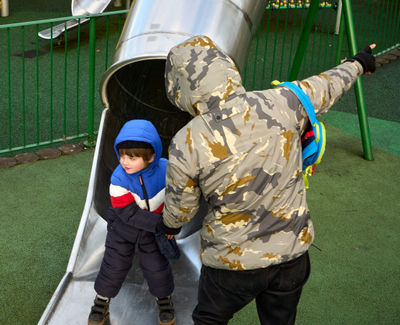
[335, 10, 345, 65]
[288, 0, 320, 81]
[85, 17, 96, 147]
[334, 0, 342, 35]
[342, 0, 374, 160]
[1, 0, 10, 17]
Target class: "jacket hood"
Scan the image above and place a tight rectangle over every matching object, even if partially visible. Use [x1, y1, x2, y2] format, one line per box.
[165, 35, 245, 117]
[114, 119, 162, 168]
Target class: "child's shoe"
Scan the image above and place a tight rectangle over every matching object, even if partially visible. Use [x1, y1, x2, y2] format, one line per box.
[88, 295, 110, 325]
[156, 296, 176, 325]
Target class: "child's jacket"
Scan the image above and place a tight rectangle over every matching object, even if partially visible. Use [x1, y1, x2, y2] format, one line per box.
[110, 120, 167, 232]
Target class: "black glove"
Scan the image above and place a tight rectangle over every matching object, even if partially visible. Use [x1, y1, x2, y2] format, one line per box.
[346, 45, 376, 74]
[155, 232, 181, 259]
[156, 218, 181, 235]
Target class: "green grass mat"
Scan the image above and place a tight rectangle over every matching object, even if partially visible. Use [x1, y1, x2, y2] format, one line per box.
[322, 111, 400, 158]
[0, 150, 93, 324]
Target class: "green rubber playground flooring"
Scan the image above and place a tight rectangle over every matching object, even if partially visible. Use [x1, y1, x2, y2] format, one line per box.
[322, 58, 400, 158]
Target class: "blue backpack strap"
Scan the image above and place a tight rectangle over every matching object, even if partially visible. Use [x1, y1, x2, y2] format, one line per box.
[279, 81, 318, 168]
[279, 82, 317, 125]
[276, 81, 326, 189]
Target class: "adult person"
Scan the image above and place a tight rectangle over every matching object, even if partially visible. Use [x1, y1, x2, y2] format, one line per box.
[157, 35, 376, 324]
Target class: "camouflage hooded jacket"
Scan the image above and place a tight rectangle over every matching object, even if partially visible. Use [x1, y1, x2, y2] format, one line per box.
[163, 35, 363, 270]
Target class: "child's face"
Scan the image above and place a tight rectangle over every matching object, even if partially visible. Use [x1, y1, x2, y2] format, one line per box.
[119, 154, 154, 174]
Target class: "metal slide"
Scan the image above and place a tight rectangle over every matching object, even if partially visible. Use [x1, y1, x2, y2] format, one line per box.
[38, 1, 265, 324]
[38, 0, 113, 39]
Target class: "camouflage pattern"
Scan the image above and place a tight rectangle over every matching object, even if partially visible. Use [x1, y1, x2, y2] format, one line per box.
[163, 35, 363, 270]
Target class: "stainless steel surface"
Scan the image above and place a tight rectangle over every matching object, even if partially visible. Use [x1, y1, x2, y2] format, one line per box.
[335, 0, 342, 35]
[38, 18, 90, 40]
[71, 0, 111, 15]
[40, 1, 264, 323]
[1, 0, 9, 17]
[39, 0, 111, 40]
[100, 0, 266, 110]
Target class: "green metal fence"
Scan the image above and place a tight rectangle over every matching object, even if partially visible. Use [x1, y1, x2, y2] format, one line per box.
[244, 0, 400, 89]
[0, 1, 399, 156]
[0, 10, 128, 155]
[244, 0, 399, 160]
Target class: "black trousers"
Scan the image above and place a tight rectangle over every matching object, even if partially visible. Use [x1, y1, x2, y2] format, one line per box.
[94, 213, 174, 299]
[192, 251, 310, 325]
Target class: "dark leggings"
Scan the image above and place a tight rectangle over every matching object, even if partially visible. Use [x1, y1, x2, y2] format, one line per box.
[94, 217, 174, 299]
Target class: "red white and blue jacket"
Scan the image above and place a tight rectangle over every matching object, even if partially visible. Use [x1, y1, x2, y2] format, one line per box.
[109, 119, 167, 232]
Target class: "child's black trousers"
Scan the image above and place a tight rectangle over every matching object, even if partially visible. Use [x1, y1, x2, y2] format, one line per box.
[94, 210, 174, 299]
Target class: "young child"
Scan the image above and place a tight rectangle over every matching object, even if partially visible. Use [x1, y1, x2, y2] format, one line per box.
[88, 119, 176, 325]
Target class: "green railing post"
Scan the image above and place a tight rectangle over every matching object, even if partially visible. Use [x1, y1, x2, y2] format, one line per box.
[342, 0, 374, 160]
[288, 0, 320, 81]
[85, 17, 97, 147]
[7, 28, 12, 150]
[21, 26, 26, 147]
